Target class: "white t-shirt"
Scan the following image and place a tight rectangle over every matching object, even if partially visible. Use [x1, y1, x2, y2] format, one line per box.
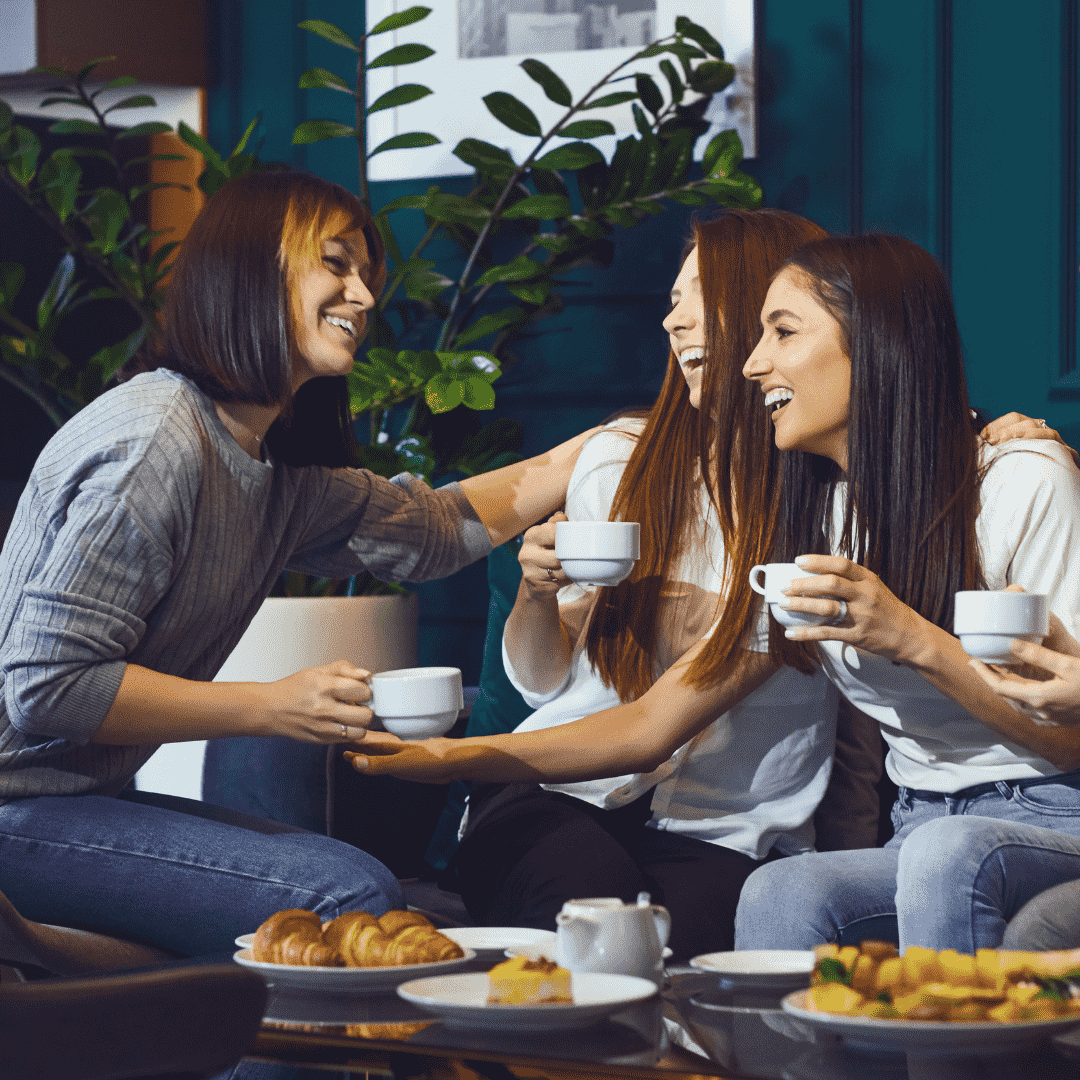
[503, 421, 838, 859]
[813, 439, 1080, 793]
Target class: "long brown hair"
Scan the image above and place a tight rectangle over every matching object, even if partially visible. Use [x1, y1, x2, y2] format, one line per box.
[762, 235, 985, 672]
[584, 209, 828, 700]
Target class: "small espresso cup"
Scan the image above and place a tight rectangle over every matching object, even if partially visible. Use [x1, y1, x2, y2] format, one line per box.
[368, 666, 463, 739]
[554, 521, 640, 587]
[749, 562, 833, 629]
[953, 591, 1049, 664]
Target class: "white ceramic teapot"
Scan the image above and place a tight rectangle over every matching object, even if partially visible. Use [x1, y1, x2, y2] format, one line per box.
[555, 893, 671, 985]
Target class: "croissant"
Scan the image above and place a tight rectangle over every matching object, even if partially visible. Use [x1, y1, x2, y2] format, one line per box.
[250, 908, 464, 968]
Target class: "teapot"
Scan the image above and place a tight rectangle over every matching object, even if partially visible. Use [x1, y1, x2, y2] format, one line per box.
[555, 893, 671, 985]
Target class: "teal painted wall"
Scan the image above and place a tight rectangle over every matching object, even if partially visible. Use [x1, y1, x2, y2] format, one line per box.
[203, 0, 1080, 680]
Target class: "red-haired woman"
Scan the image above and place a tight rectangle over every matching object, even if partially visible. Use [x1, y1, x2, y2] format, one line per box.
[0, 171, 594, 960]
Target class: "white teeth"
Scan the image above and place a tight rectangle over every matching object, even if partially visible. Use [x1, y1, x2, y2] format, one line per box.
[325, 315, 355, 337]
[679, 347, 704, 367]
[765, 387, 794, 409]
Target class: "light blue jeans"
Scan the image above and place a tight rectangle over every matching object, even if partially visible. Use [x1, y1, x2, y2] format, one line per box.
[0, 788, 403, 957]
[734, 770, 1080, 953]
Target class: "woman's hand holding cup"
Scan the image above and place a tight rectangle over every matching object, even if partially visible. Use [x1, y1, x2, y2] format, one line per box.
[258, 661, 374, 744]
[519, 511, 569, 598]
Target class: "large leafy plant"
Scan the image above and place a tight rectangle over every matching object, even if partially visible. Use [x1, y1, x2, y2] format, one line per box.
[0, 57, 259, 427]
[293, 7, 761, 491]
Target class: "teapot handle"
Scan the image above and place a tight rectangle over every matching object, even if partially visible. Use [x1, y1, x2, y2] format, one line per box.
[649, 905, 672, 948]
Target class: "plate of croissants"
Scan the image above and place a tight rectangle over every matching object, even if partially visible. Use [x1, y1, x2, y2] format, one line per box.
[233, 908, 476, 994]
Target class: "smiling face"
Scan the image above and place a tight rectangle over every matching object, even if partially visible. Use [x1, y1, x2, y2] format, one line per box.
[742, 266, 852, 470]
[289, 229, 376, 391]
[662, 247, 707, 410]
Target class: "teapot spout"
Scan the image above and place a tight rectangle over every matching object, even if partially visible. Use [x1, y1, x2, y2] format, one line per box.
[555, 912, 599, 966]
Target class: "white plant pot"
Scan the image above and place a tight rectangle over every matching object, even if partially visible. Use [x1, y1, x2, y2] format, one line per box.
[134, 593, 419, 799]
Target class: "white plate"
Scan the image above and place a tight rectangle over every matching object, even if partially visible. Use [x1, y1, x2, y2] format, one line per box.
[397, 971, 657, 1031]
[439, 926, 557, 961]
[232, 947, 476, 995]
[506, 941, 672, 963]
[690, 950, 815, 989]
[235, 933, 254, 949]
[781, 988, 1080, 1055]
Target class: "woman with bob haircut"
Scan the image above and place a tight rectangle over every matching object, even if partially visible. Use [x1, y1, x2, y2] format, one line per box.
[732, 233, 1080, 953]
[0, 170, 596, 959]
[445, 209, 850, 960]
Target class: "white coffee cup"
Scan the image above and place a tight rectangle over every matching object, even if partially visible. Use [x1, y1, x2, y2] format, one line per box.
[749, 562, 833, 628]
[368, 666, 463, 739]
[954, 591, 1049, 663]
[554, 521, 640, 586]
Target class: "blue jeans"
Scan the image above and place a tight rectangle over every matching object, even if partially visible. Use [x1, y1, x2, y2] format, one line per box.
[0, 788, 403, 956]
[734, 771, 1080, 953]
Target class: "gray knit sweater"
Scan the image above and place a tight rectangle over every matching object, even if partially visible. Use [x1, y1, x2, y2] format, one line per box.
[0, 370, 491, 802]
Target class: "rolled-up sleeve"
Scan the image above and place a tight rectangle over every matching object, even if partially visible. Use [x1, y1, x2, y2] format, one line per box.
[3, 496, 172, 743]
[287, 470, 492, 583]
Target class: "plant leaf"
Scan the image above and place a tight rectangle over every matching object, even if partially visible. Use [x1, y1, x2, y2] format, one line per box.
[230, 114, 260, 157]
[701, 129, 743, 179]
[376, 193, 429, 215]
[423, 191, 489, 226]
[5, 125, 41, 186]
[298, 67, 354, 94]
[39, 96, 85, 108]
[368, 131, 440, 156]
[483, 92, 541, 137]
[453, 138, 517, 177]
[520, 58, 572, 107]
[453, 307, 524, 347]
[297, 19, 358, 51]
[580, 90, 638, 110]
[501, 193, 571, 220]
[532, 232, 571, 254]
[675, 16, 726, 59]
[370, 5, 432, 35]
[115, 121, 173, 139]
[474, 255, 543, 287]
[88, 327, 143, 383]
[98, 75, 139, 92]
[48, 119, 103, 137]
[293, 119, 356, 145]
[688, 60, 736, 95]
[75, 56, 116, 83]
[0, 101, 11, 131]
[367, 83, 432, 114]
[635, 74, 663, 116]
[0, 262, 26, 310]
[534, 142, 603, 171]
[425, 373, 465, 413]
[80, 187, 130, 254]
[507, 279, 551, 306]
[461, 376, 496, 409]
[368, 43, 435, 70]
[667, 189, 710, 207]
[177, 122, 224, 169]
[38, 151, 81, 223]
[37, 253, 78, 329]
[659, 60, 684, 104]
[558, 119, 615, 140]
[103, 94, 158, 113]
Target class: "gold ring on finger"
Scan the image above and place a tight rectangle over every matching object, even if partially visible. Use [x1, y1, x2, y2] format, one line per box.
[341, 723, 348, 739]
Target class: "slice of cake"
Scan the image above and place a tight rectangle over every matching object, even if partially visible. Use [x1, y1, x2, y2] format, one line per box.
[486, 956, 573, 1005]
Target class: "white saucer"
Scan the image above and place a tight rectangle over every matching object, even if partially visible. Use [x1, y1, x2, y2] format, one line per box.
[235, 933, 254, 949]
[397, 970, 657, 1030]
[232, 946, 475, 995]
[689, 949, 815, 989]
[439, 927, 557, 962]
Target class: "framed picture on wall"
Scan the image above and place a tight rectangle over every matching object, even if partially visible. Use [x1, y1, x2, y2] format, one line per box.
[365, 0, 756, 182]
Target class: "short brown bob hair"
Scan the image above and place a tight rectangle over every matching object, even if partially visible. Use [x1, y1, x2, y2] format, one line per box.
[148, 171, 384, 466]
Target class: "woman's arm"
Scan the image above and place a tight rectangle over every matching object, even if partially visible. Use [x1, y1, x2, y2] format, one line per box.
[457, 427, 600, 546]
[981, 412, 1078, 464]
[780, 555, 1080, 770]
[345, 639, 778, 784]
[90, 661, 376, 745]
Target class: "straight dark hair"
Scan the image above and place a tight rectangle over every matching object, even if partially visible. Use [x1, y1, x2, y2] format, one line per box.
[134, 171, 384, 467]
[764, 234, 986, 671]
[583, 209, 828, 700]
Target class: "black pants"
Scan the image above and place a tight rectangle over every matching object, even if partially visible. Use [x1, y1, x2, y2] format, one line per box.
[446, 783, 785, 961]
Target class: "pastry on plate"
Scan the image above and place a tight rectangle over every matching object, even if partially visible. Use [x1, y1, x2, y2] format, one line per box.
[486, 955, 573, 1005]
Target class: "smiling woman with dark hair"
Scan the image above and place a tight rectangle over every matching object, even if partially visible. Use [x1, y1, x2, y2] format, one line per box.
[0, 169, 596, 959]
[733, 233, 1080, 954]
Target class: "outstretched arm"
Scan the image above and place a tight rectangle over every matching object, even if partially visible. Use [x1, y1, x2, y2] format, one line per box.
[346, 640, 778, 785]
[457, 427, 600, 545]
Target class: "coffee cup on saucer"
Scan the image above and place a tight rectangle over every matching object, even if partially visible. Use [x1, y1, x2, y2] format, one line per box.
[368, 666, 463, 739]
[954, 591, 1049, 663]
[749, 563, 834, 628]
[555, 521, 640, 587]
